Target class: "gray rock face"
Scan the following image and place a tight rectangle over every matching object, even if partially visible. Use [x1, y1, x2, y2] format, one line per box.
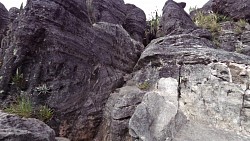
[123, 4, 146, 42]
[217, 21, 250, 54]
[93, 0, 126, 24]
[160, 0, 196, 35]
[0, 2, 9, 42]
[212, 0, 250, 22]
[174, 121, 250, 141]
[0, 0, 143, 140]
[0, 111, 55, 141]
[92, 0, 146, 43]
[96, 86, 145, 141]
[127, 32, 250, 140]
[129, 78, 187, 141]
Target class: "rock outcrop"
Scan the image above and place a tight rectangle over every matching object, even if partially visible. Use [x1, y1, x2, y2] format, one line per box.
[102, 0, 250, 140]
[0, 2, 9, 42]
[123, 4, 146, 42]
[0, 111, 55, 141]
[91, 0, 146, 42]
[212, 0, 250, 22]
[0, 0, 144, 140]
[160, 0, 196, 35]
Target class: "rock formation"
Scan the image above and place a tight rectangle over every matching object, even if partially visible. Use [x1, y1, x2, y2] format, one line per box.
[0, 2, 9, 42]
[0, 0, 144, 140]
[101, 0, 250, 140]
[0, 111, 55, 141]
[212, 0, 250, 22]
[1, 0, 250, 141]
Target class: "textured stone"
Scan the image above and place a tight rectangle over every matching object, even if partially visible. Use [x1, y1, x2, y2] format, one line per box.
[123, 4, 146, 42]
[0, 0, 142, 140]
[129, 78, 187, 141]
[212, 0, 250, 22]
[0, 111, 56, 141]
[174, 121, 250, 141]
[160, 0, 196, 35]
[96, 86, 145, 141]
[0, 2, 9, 42]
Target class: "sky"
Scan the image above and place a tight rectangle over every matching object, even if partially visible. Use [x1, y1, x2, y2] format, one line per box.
[0, 0, 209, 18]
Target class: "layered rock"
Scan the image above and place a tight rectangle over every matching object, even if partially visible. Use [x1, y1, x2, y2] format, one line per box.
[101, 0, 250, 140]
[123, 4, 146, 42]
[212, 0, 250, 22]
[160, 0, 196, 35]
[0, 111, 55, 141]
[0, 2, 9, 42]
[0, 0, 143, 140]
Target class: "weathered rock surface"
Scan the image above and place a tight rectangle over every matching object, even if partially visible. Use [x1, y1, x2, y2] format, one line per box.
[212, 0, 250, 22]
[174, 121, 250, 141]
[217, 21, 250, 53]
[160, 0, 196, 35]
[129, 78, 187, 141]
[0, 111, 55, 141]
[0, 0, 143, 140]
[123, 4, 146, 42]
[101, 0, 250, 140]
[96, 86, 145, 141]
[92, 0, 126, 24]
[0, 2, 9, 42]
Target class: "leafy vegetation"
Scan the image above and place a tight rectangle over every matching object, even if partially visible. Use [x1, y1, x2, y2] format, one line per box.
[234, 19, 247, 35]
[37, 105, 53, 122]
[11, 68, 24, 87]
[86, 0, 95, 24]
[35, 84, 51, 95]
[4, 95, 53, 122]
[138, 81, 151, 90]
[4, 97, 32, 118]
[144, 11, 161, 46]
[194, 11, 221, 33]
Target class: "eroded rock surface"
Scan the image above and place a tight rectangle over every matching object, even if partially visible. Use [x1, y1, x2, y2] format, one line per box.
[0, 111, 55, 141]
[0, 0, 143, 140]
[212, 0, 250, 22]
[0, 2, 9, 42]
[123, 4, 146, 42]
[102, 0, 250, 140]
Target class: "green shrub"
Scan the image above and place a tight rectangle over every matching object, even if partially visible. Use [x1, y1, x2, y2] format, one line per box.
[37, 105, 53, 122]
[138, 81, 151, 90]
[194, 11, 221, 33]
[236, 19, 247, 28]
[5, 97, 32, 118]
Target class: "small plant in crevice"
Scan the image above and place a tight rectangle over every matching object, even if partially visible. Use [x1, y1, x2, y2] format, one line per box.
[35, 84, 51, 95]
[11, 68, 24, 87]
[86, 0, 96, 25]
[144, 11, 161, 46]
[189, 6, 197, 13]
[37, 105, 53, 122]
[138, 81, 151, 90]
[234, 19, 247, 35]
[4, 97, 32, 118]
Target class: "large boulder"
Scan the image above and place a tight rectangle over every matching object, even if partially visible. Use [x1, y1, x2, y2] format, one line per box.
[92, 0, 146, 42]
[0, 0, 143, 140]
[0, 2, 9, 42]
[92, 0, 126, 24]
[123, 4, 146, 42]
[160, 0, 196, 35]
[212, 0, 250, 22]
[0, 111, 55, 141]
